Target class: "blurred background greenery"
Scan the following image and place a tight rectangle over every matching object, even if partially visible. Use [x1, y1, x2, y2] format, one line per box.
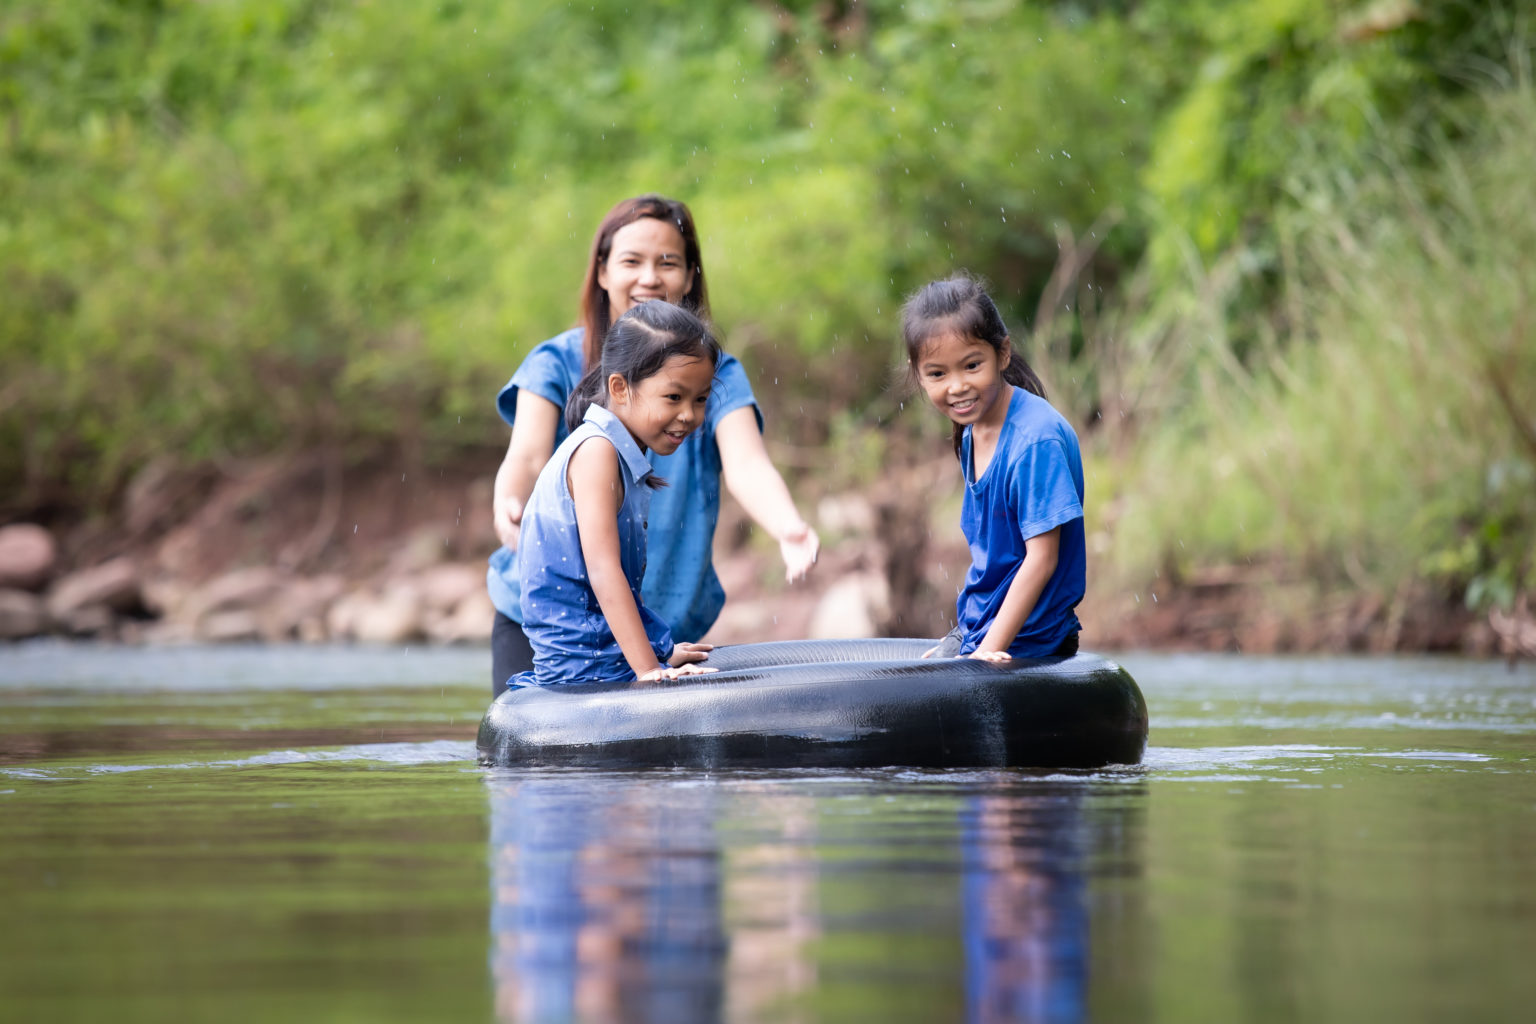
[2, 0, 1531, 621]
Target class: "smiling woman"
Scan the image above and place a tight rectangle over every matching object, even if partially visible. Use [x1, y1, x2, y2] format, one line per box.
[484, 195, 820, 696]
[594, 218, 697, 338]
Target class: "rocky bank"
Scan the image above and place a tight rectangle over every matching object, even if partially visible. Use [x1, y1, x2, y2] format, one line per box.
[2, 453, 1532, 661]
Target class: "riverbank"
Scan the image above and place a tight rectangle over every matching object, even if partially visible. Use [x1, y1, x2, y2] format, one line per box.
[2, 454, 1530, 659]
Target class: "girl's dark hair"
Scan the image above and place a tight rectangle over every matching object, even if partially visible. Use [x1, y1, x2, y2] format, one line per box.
[901, 273, 1047, 456]
[565, 301, 721, 443]
[578, 194, 709, 371]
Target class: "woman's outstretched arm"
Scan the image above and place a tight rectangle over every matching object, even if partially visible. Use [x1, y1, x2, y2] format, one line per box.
[716, 406, 820, 581]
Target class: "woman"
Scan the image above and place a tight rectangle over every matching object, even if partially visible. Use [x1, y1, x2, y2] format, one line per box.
[487, 195, 819, 695]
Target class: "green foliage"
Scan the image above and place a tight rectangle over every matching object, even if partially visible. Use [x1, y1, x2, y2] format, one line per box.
[1104, 80, 1536, 610]
[0, 0, 1177, 510]
[0, 0, 1526, 636]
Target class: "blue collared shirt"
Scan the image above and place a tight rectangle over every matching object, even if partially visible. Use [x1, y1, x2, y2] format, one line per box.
[514, 404, 674, 687]
[486, 327, 760, 641]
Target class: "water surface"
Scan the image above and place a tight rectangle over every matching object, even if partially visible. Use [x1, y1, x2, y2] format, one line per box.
[2, 643, 1532, 1022]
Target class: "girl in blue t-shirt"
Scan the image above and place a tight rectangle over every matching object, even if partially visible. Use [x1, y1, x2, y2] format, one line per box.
[515, 301, 721, 687]
[903, 274, 1087, 661]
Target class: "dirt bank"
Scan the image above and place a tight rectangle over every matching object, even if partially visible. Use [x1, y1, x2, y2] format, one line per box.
[3, 452, 1528, 660]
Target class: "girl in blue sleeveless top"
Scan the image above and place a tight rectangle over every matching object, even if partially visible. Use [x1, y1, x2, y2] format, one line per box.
[903, 275, 1086, 661]
[512, 301, 722, 688]
[488, 195, 819, 695]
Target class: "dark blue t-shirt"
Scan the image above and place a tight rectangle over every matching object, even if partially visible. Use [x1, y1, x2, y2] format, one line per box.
[956, 387, 1085, 657]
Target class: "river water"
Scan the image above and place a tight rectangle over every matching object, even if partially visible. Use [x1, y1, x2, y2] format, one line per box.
[1, 644, 1532, 1023]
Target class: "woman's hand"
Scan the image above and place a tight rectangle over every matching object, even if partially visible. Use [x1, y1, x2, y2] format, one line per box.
[492, 493, 524, 550]
[639, 662, 717, 683]
[668, 641, 714, 667]
[967, 649, 1013, 663]
[778, 521, 820, 582]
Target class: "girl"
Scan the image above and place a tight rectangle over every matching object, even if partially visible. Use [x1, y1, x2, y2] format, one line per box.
[488, 194, 818, 695]
[513, 301, 721, 687]
[903, 275, 1086, 661]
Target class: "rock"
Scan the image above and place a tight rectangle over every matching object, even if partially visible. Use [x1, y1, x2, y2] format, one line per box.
[411, 563, 485, 614]
[386, 526, 452, 576]
[808, 572, 891, 640]
[258, 574, 345, 642]
[296, 615, 329, 644]
[135, 618, 199, 645]
[60, 604, 116, 637]
[331, 584, 424, 645]
[200, 609, 264, 643]
[816, 493, 876, 535]
[0, 523, 58, 591]
[1490, 598, 1536, 658]
[426, 590, 494, 645]
[185, 567, 288, 623]
[0, 588, 48, 639]
[47, 558, 142, 618]
[704, 597, 777, 642]
[325, 589, 369, 641]
[141, 576, 193, 620]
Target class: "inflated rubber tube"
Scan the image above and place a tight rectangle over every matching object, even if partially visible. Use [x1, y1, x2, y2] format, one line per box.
[477, 638, 1147, 770]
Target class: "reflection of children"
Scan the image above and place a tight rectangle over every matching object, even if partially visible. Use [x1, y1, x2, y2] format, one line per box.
[514, 301, 721, 687]
[903, 275, 1085, 660]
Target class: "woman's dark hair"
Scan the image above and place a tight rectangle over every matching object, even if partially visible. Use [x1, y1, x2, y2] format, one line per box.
[901, 273, 1047, 455]
[578, 194, 709, 371]
[566, 301, 721, 444]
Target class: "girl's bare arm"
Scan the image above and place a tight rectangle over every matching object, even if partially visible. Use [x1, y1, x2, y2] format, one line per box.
[568, 439, 666, 679]
[970, 527, 1061, 660]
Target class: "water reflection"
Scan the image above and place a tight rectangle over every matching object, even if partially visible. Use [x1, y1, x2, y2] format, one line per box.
[963, 790, 1089, 1023]
[486, 770, 1144, 1024]
[487, 774, 728, 1022]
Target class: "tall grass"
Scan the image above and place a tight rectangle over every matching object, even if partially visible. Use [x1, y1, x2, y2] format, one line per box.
[1094, 78, 1536, 611]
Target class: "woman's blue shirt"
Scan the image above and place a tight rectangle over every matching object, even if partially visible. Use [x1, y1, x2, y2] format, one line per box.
[486, 327, 760, 641]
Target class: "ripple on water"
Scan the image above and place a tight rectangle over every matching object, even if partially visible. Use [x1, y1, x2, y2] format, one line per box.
[0, 739, 478, 781]
[1144, 743, 1499, 778]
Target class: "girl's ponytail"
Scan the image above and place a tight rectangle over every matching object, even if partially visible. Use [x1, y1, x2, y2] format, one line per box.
[564, 366, 608, 435]
[1001, 345, 1047, 401]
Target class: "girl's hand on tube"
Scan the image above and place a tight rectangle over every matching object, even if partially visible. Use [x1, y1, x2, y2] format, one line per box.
[639, 661, 716, 683]
[967, 649, 1013, 663]
[668, 642, 714, 667]
[779, 521, 820, 582]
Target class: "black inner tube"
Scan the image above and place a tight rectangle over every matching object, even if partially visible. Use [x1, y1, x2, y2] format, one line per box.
[478, 639, 1148, 770]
